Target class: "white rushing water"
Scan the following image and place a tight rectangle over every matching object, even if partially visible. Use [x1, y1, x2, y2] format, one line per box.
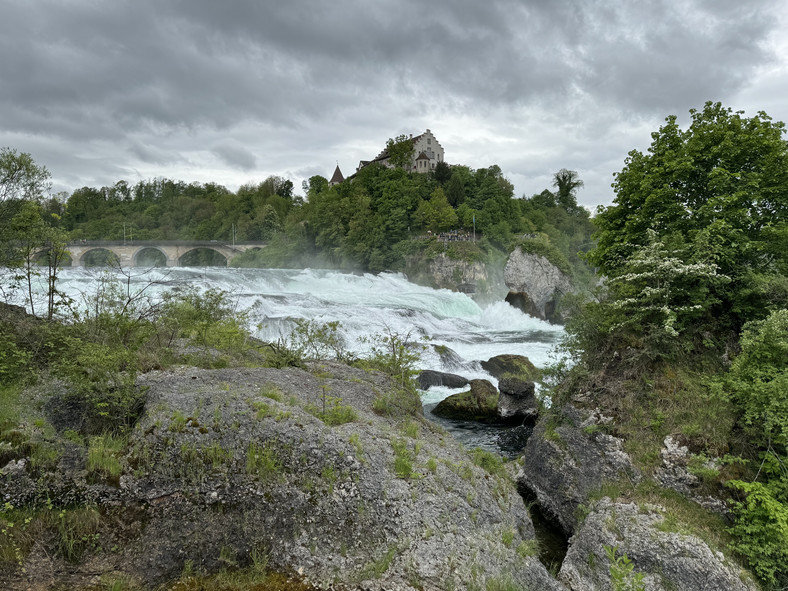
[16, 267, 565, 403]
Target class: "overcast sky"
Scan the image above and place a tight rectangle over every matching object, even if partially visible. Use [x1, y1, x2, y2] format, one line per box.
[2, 0, 787, 210]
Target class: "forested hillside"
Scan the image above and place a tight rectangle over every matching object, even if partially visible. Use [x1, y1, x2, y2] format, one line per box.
[3, 146, 596, 283]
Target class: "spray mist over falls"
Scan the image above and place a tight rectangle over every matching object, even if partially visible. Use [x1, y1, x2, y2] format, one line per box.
[39, 267, 565, 388]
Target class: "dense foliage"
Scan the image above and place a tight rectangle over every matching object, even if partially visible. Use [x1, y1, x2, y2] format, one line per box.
[4, 144, 595, 283]
[562, 102, 788, 587]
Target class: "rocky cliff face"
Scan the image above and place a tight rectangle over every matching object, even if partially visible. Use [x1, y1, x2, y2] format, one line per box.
[1, 363, 563, 591]
[517, 404, 757, 591]
[402, 252, 492, 293]
[429, 252, 488, 289]
[504, 248, 572, 322]
[559, 498, 757, 591]
[518, 405, 641, 534]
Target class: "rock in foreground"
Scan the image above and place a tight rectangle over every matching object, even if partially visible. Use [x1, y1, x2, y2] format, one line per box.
[559, 498, 757, 591]
[1, 363, 562, 591]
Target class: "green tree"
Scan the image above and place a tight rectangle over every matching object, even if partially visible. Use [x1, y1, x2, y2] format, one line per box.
[414, 188, 458, 232]
[433, 160, 452, 184]
[552, 168, 583, 212]
[590, 102, 788, 334]
[446, 172, 466, 207]
[0, 147, 51, 202]
[385, 134, 414, 170]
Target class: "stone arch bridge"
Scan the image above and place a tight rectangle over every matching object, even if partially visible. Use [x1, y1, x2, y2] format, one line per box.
[62, 240, 266, 267]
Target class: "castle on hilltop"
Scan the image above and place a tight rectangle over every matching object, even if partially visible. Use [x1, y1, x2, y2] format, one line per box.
[329, 129, 445, 186]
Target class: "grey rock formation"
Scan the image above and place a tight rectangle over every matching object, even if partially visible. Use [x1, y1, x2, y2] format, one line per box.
[427, 252, 488, 291]
[655, 435, 729, 516]
[504, 248, 572, 322]
[432, 379, 499, 422]
[559, 498, 757, 591]
[417, 369, 469, 390]
[518, 405, 641, 534]
[497, 376, 539, 423]
[481, 354, 540, 380]
[1, 362, 563, 591]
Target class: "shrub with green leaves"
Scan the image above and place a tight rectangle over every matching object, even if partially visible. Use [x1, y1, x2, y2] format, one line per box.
[53, 340, 144, 435]
[290, 319, 350, 361]
[605, 545, 646, 591]
[727, 475, 788, 587]
[725, 309, 788, 448]
[160, 286, 249, 351]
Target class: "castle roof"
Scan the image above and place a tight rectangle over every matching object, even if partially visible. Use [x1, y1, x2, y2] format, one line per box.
[329, 165, 344, 184]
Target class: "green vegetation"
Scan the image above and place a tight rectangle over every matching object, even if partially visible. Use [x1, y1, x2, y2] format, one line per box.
[245, 442, 282, 481]
[469, 448, 506, 478]
[87, 433, 127, 483]
[559, 102, 788, 588]
[391, 438, 416, 480]
[305, 396, 358, 426]
[356, 544, 398, 581]
[1, 138, 595, 284]
[605, 546, 646, 591]
[0, 502, 102, 569]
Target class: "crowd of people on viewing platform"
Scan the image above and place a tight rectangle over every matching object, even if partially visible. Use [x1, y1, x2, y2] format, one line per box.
[422, 229, 474, 242]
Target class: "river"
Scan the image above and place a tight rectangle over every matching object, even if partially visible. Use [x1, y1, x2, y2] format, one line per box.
[20, 266, 565, 453]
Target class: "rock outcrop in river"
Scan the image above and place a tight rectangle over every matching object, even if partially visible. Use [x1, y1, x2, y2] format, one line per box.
[504, 247, 572, 323]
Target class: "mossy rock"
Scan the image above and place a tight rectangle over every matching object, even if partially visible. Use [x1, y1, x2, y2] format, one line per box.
[432, 379, 499, 422]
[481, 354, 540, 381]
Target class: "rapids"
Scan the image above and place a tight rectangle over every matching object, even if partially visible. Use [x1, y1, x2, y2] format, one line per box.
[15, 266, 564, 452]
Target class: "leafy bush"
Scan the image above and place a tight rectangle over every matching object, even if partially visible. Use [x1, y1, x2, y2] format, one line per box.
[305, 396, 358, 426]
[0, 328, 32, 385]
[725, 309, 788, 448]
[53, 340, 144, 435]
[358, 327, 425, 386]
[160, 286, 249, 351]
[727, 475, 788, 587]
[605, 545, 646, 591]
[289, 319, 351, 361]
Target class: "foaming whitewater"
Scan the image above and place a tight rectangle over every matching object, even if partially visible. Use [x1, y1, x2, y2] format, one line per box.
[21, 266, 564, 396]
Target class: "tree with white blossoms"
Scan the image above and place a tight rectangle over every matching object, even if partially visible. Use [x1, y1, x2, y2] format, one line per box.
[607, 230, 729, 340]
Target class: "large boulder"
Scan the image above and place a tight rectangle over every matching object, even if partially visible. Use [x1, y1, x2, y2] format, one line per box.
[432, 379, 499, 422]
[417, 369, 469, 390]
[518, 405, 641, 534]
[427, 252, 488, 291]
[504, 247, 572, 322]
[559, 498, 756, 591]
[497, 376, 539, 423]
[1, 363, 564, 591]
[481, 354, 540, 381]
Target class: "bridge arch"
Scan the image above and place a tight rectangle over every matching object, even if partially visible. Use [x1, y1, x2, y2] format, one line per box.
[80, 248, 120, 267]
[132, 247, 167, 267]
[177, 247, 228, 267]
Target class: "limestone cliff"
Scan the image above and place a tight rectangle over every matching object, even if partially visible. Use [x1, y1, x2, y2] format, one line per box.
[504, 247, 572, 322]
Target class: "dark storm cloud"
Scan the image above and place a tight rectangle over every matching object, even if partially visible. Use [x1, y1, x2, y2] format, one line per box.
[212, 140, 258, 171]
[0, 0, 784, 204]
